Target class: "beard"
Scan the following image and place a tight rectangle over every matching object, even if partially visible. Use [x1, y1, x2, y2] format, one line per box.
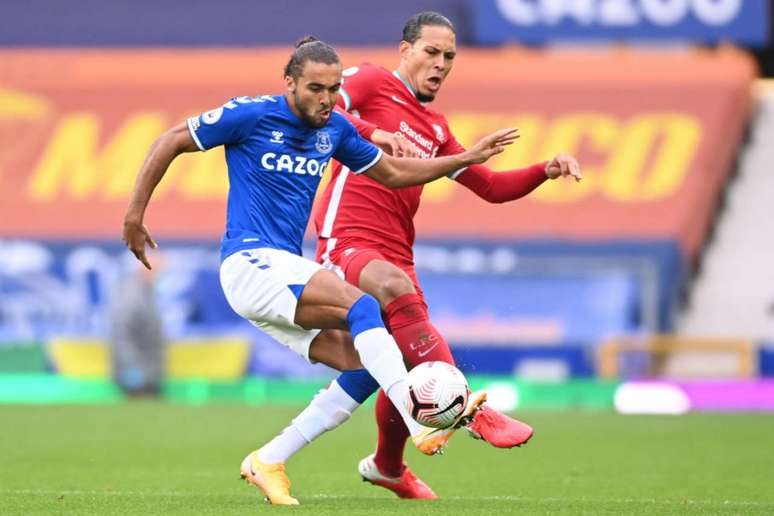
[299, 111, 327, 129]
[293, 92, 329, 128]
[416, 91, 436, 103]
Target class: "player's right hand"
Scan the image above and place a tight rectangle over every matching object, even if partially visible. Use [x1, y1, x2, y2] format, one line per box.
[371, 129, 418, 158]
[123, 220, 158, 270]
[464, 128, 519, 164]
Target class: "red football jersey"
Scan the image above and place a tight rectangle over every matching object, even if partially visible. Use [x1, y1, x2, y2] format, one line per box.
[313, 63, 466, 261]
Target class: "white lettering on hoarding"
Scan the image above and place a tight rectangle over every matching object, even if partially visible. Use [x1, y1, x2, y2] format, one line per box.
[495, 0, 742, 28]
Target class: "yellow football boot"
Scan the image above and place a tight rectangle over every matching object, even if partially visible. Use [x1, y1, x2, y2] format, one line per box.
[239, 451, 299, 505]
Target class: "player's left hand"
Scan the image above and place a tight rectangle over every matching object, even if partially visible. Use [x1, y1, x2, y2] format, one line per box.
[371, 129, 417, 157]
[464, 128, 520, 164]
[545, 153, 582, 182]
[123, 220, 158, 270]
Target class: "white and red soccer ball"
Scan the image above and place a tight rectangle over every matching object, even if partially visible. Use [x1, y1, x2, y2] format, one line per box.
[405, 361, 469, 429]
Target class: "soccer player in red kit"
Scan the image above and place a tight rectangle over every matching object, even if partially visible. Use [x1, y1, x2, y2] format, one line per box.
[252, 12, 581, 502]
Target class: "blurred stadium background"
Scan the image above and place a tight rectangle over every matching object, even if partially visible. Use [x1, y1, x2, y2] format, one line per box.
[2, 2, 774, 423]
[4, 2, 774, 513]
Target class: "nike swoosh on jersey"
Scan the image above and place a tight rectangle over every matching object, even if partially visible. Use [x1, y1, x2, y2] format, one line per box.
[417, 342, 439, 358]
[391, 95, 409, 106]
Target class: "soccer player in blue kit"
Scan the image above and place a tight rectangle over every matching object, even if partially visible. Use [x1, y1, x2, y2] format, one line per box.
[122, 37, 517, 504]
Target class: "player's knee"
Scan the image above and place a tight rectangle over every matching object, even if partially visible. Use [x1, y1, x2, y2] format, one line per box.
[374, 270, 415, 306]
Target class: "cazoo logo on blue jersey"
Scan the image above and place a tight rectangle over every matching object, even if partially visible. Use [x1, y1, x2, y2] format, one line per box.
[260, 153, 329, 176]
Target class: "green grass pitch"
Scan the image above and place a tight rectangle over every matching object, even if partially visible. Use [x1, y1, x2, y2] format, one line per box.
[2, 403, 773, 515]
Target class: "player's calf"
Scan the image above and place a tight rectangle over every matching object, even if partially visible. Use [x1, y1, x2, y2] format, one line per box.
[343, 295, 428, 440]
[255, 371, 374, 466]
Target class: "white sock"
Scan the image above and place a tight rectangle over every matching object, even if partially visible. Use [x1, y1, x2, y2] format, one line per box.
[257, 426, 308, 465]
[257, 380, 360, 464]
[353, 327, 424, 436]
[384, 380, 424, 436]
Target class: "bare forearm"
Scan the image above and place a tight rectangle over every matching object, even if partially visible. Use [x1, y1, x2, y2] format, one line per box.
[363, 127, 517, 189]
[371, 154, 469, 188]
[125, 142, 173, 222]
[124, 125, 194, 224]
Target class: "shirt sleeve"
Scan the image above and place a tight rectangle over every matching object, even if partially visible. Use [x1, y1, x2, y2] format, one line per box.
[333, 118, 383, 174]
[186, 97, 261, 151]
[339, 64, 381, 112]
[335, 106, 378, 140]
[439, 120, 548, 201]
[455, 162, 548, 203]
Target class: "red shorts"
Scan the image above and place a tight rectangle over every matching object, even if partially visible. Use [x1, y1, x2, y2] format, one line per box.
[318, 236, 454, 368]
[316, 236, 426, 303]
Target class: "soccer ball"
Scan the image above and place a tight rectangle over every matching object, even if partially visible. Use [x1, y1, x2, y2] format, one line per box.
[405, 361, 469, 429]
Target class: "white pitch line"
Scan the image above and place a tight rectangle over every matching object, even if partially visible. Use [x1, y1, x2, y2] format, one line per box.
[2, 490, 773, 508]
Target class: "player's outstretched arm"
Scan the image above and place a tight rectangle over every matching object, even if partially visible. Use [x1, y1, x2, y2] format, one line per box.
[456, 154, 582, 204]
[364, 128, 519, 188]
[123, 122, 199, 269]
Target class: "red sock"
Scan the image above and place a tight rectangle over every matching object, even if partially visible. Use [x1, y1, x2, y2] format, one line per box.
[373, 389, 409, 477]
[372, 293, 454, 477]
[385, 293, 454, 366]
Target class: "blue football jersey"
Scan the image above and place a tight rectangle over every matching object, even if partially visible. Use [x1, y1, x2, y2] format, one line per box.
[186, 95, 382, 260]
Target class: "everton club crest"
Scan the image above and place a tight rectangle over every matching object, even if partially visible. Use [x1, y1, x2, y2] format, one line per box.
[315, 130, 332, 153]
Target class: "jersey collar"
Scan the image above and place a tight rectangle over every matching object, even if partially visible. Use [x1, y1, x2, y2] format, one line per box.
[392, 70, 431, 107]
[392, 70, 416, 98]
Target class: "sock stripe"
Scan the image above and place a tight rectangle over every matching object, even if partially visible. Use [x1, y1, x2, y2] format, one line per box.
[335, 369, 379, 404]
[346, 294, 384, 337]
